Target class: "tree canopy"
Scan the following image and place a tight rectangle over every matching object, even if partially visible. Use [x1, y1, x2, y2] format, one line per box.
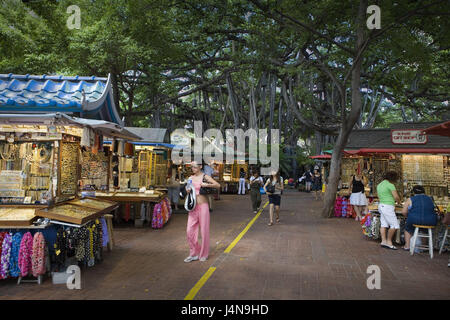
[1, 0, 449, 216]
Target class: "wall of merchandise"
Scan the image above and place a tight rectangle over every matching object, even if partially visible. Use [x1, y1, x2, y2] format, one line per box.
[0, 142, 54, 204]
[80, 148, 109, 190]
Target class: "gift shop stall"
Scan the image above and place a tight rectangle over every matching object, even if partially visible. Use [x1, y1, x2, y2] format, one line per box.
[0, 73, 140, 284]
[100, 127, 172, 228]
[0, 113, 141, 283]
[334, 122, 450, 247]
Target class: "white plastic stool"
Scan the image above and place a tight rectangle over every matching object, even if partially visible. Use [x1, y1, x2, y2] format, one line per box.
[439, 226, 449, 255]
[410, 224, 435, 259]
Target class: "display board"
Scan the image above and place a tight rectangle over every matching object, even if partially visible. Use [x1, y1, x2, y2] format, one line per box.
[60, 142, 79, 195]
[402, 155, 448, 200]
[138, 150, 167, 187]
[37, 203, 103, 225]
[0, 208, 37, 226]
[80, 149, 109, 189]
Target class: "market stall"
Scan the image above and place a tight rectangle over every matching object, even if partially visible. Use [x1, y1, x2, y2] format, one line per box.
[334, 122, 450, 247]
[0, 113, 139, 283]
[102, 128, 173, 227]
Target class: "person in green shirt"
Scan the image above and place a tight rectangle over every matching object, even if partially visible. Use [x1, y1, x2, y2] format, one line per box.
[376, 171, 401, 250]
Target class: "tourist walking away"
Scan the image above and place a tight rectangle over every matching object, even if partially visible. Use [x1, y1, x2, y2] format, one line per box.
[167, 163, 180, 210]
[401, 185, 437, 251]
[303, 169, 312, 192]
[202, 161, 215, 211]
[311, 169, 322, 200]
[349, 169, 368, 221]
[238, 167, 247, 195]
[249, 170, 264, 213]
[264, 170, 284, 226]
[376, 171, 401, 250]
[184, 161, 220, 262]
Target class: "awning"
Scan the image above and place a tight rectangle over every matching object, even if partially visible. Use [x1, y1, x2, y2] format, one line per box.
[422, 121, 450, 137]
[0, 113, 140, 140]
[310, 154, 331, 159]
[104, 141, 176, 148]
[348, 148, 450, 155]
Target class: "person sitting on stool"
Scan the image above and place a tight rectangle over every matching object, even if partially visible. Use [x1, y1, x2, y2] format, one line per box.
[401, 185, 437, 251]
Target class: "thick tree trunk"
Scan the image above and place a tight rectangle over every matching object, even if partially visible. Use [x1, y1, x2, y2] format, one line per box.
[321, 0, 367, 218]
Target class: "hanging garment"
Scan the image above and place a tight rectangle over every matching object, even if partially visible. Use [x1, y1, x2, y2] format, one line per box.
[118, 141, 125, 156]
[92, 134, 100, 154]
[124, 204, 131, 222]
[31, 232, 46, 277]
[98, 135, 104, 150]
[18, 232, 33, 277]
[101, 217, 109, 247]
[8, 233, 23, 277]
[0, 232, 12, 279]
[81, 128, 91, 147]
[124, 143, 134, 156]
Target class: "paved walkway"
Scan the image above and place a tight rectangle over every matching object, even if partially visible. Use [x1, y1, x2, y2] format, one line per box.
[0, 190, 449, 299]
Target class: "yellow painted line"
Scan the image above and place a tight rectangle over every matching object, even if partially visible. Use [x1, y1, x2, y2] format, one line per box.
[184, 267, 216, 300]
[224, 201, 269, 253]
[184, 200, 268, 300]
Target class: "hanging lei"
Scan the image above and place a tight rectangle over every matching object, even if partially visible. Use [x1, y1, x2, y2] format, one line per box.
[74, 227, 88, 263]
[18, 232, 33, 277]
[53, 228, 67, 270]
[87, 225, 95, 260]
[9, 233, 23, 278]
[0, 232, 6, 256]
[31, 232, 46, 277]
[0, 233, 12, 279]
[92, 219, 102, 262]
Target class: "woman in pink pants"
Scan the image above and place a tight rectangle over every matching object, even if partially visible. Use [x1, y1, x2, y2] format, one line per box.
[184, 161, 220, 263]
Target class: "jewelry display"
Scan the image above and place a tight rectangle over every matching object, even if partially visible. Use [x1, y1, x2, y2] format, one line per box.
[69, 198, 113, 210]
[60, 142, 78, 195]
[80, 149, 108, 189]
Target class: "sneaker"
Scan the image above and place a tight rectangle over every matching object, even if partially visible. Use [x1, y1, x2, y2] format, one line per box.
[184, 256, 199, 263]
[199, 257, 207, 262]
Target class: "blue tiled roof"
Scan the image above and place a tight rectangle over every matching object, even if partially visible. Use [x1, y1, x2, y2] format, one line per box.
[0, 74, 107, 111]
[0, 74, 123, 125]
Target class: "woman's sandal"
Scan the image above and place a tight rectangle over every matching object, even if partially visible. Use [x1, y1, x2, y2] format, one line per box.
[268, 222, 273, 226]
[276, 217, 280, 223]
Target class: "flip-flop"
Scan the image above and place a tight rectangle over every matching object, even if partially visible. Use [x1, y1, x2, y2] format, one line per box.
[381, 244, 397, 250]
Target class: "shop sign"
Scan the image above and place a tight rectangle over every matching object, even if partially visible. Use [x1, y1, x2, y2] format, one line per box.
[391, 130, 427, 144]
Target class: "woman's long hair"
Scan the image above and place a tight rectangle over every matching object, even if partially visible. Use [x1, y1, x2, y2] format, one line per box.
[269, 170, 281, 184]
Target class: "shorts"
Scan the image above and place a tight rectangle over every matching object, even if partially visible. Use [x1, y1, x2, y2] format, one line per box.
[378, 203, 399, 229]
[268, 194, 281, 206]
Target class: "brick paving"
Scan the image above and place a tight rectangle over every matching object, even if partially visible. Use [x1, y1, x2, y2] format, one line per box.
[0, 190, 449, 300]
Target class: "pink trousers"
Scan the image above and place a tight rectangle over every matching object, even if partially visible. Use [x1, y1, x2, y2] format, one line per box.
[186, 202, 210, 259]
